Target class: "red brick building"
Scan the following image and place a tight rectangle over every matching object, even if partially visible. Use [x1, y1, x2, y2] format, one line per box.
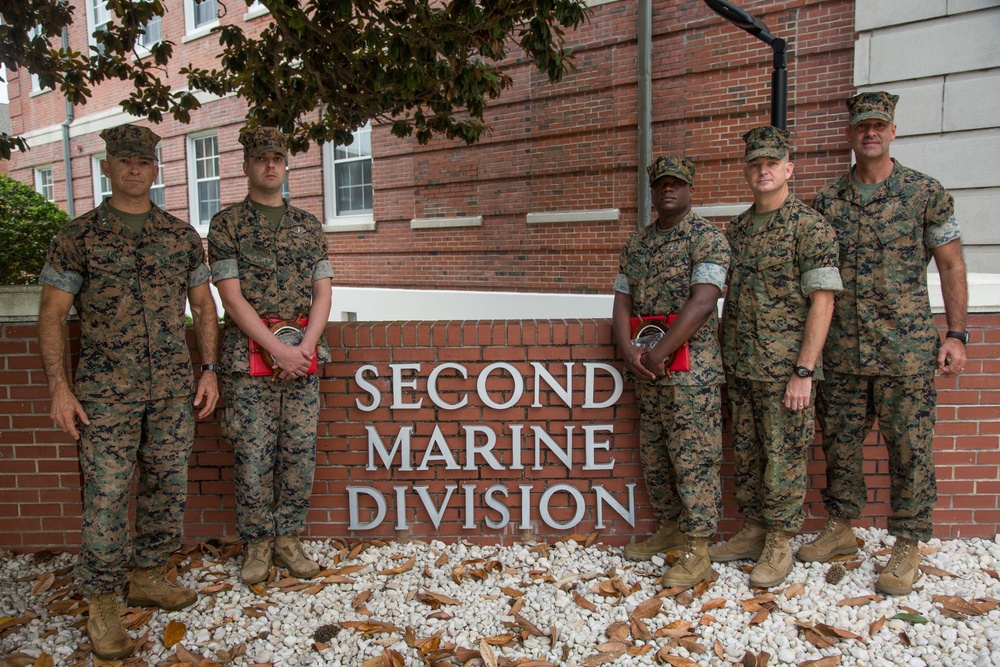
[4, 0, 856, 295]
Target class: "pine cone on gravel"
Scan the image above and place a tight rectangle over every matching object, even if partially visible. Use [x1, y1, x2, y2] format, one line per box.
[825, 562, 847, 585]
[313, 624, 341, 643]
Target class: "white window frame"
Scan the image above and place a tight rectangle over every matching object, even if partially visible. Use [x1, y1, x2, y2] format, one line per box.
[93, 147, 165, 207]
[187, 132, 221, 230]
[92, 154, 112, 205]
[35, 166, 55, 202]
[137, 14, 162, 51]
[27, 27, 52, 94]
[85, 0, 112, 55]
[184, 0, 219, 39]
[322, 121, 375, 231]
[244, 1, 269, 20]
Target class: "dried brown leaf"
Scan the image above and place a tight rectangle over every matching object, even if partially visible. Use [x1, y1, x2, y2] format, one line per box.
[595, 640, 631, 653]
[353, 590, 372, 610]
[30, 573, 55, 597]
[836, 595, 882, 607]
[500, 587, 523, 598]
[749, 608, 770, 626]
[607, 620, 631, 642]
[655, 619, 694, 639]
[656, 651, 700, 667]
[631, 617, 651, 641]
[31, 655, 54, 667]
[479, 639, 498, 667]
[869, 616, 886, 634]
[714, 638, 725, 659]
[573, 591, 597, 611]
[163, 620, 186, 649]
[514, 612, 545, 637]
[630, 597, 662, 620]
[700, 598, 727, 612]
[798, 657, 842, 667]
[921, 564, 957, 578]
[783, 582, 806, 598]
[199, 582, 233, 594]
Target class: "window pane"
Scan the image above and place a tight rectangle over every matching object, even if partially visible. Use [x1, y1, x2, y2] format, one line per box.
[330, 122, 373, 218]
[198, 180, 220, 222]
[194, 0, 217, 27]
[140, 16, 161, 46]
[150, 186, 165, 208]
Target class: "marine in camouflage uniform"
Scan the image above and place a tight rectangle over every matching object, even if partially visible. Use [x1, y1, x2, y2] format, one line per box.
[716, 127, 842, 588]
[208, 127, 334, 585]
[613, 156, 731, 589]
[799, 92, 969, 596]
[37, 124, 219, 659]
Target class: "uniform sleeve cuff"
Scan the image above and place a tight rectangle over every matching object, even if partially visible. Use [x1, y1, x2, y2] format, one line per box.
[312, 259, 335, 281]
[39, 263, 83, 295]
[211, 259, 240, 282]
[613, 273, 631, 294]
[801, 266, 843, 295]
[691, 263, 727, 290]
[189, 264, 212, 287]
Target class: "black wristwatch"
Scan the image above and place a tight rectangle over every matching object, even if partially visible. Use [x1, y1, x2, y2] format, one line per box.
[793, 366, 814, 378]
[946, 331, 970, 345]
[201, 363, 221, 372]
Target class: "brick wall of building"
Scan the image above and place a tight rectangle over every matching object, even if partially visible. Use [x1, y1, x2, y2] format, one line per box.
[1, 314, 998, 552]
[3, 0, 857, 295]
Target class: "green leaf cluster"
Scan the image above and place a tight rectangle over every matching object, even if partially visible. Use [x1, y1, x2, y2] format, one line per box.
[1, 0, 590, 156]
[0, 174, 70, 284]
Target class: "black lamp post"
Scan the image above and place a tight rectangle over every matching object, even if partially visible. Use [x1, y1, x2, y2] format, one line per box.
[702, 0, 788, 130]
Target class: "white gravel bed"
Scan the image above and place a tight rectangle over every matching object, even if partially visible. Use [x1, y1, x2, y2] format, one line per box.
[2, 527, 1000, 666]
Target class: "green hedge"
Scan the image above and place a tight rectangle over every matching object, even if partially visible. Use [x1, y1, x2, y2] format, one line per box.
[0, 174, 70, 284]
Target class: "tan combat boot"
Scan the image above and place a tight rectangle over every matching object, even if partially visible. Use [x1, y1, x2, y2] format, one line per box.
[708, 520, 767, 562]
[87, 593, 134, 660]
[875, 538, 921, 596]
[623, 519, 684, 561]
[127, 566, 198, 611]
[795, 517, 857, 562]
[749, 530, 794, 588]
[274, 535, 321, 579]
[661, 536, 712, 589]
[242, 538, 274, 585]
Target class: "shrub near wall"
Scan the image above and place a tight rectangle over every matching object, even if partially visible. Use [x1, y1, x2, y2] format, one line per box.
[1, 317, 999, 551]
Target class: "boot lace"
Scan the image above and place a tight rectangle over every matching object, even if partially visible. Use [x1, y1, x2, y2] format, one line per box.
[759, 531, 779, 561]
[885, 540, 912, 574]
[816, 518, 843, 541]
[97, 595, 119, 624]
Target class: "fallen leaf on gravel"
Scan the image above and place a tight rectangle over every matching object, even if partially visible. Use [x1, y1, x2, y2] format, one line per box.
[699, 614, 716, 626]
[454, 647, 480, 663]
[303, 584, 325, 595]
[836, 595, 882, 607]
[200, 583, 233, 594]
[353, 590, 372, 609]
[30, 654, 53, 667]
[479, 640, 498, 667]
[120, 609, 154, 630]
[700, 598, 727, 611]
[983, 568, 999, 581]
[341, 620, 404, 636]
[321, 575, 355, 584]
[417, 590, 461, 608]
[814, 624, 861, 641]
[582, 647, 625, 665]
[655, 619, 694, 639]
[656, 650, 699, 666]
[674, 590, 694, 606]
[30, 573, 55, 596]
[573, 591, 597, 611]
[798, 657, 842, 667]
[899, 631, 911, 646]
[631, 617, 651, 641]
[500, 587, 523, 598]
[607, 620, 631, 642]
[249, 583, 267, 596]
[163, 620, 186, 648]
[0, 653, 34, 667]
[869, 616, 886, 634]
[921, 564, 957, 578]
[783, 583, 806, 598]
[714, 639, 724, 659]
[630, 597, 661, 620]
[513, 613, 545, 637]
[692, 574, 717, 597]
[748, 608, 770, 625]
[893, 611, 929, 625]
[628, 644, 654, 656]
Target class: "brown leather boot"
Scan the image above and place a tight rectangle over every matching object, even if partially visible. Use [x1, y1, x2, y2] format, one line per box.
[242, 538, 274, 585]
[623, 519, 684, 561]
[876, 538, 921, 595]
[274, 535, 321, 579]
[749, 530, 794, 588]
[127, 566, 198, 611]
[795, 517, 857, 562]
[708, 520, 767, 562]
[87, 593, 134, 660]
[661, 536, 712, 589]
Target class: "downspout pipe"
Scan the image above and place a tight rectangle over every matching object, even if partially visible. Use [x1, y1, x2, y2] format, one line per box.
[60, 25, 74, 216]
[702, 0, 788, 130]
[637, 0, 652, 229]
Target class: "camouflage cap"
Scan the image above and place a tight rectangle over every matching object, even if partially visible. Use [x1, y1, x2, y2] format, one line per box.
[239, 127, 288, 158]
[846, 91, 899, 125]
[647, 156, 695, 186]
[100, 124, 159, 161]
[742, 126, 791, 162]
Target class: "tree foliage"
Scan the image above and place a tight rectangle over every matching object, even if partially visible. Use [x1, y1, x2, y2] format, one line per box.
[0, 174, 70, 284]
[0, 0, 590, 156]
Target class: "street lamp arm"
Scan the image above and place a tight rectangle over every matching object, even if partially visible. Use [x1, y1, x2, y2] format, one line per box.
[703, 0, 775, 45]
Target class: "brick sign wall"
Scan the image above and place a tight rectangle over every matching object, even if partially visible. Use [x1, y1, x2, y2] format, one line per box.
[1, 316, 998, 552]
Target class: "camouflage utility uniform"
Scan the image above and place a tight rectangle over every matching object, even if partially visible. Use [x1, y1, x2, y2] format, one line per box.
[722, 195, 842, 533]
[811, 160, 960, 541]
[208, 198, 333, 541]
[615, 210, 731, 537]
[40, 202, 211, 594]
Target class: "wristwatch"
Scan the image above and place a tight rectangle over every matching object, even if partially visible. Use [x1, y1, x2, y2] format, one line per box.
[946, 331, 970, 345]
[793, 366, 814, 378]
[201, 363, 221, 372]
